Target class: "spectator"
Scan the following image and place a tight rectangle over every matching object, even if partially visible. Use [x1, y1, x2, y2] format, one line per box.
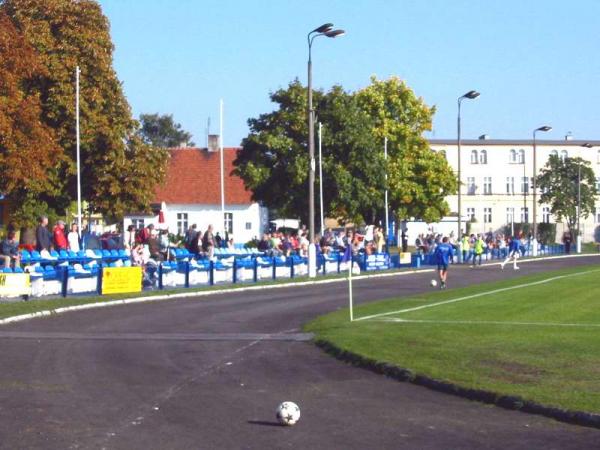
[202, 224, 215, 258]
[159, 229, 170, 260]
[148, 228, 162, 261]
[1, 231, 20, 268]
[184, 224, 198, 251]
[123, 225, 136, 251]
[563, 230, 572, 254]
[257, 234, 271, 252]
[68, 223, 81, 252]
[374, 226, 385, 253]
[35, 216, 52, 252]
[52, 220, 68, 250]
[215, 232, 222, 248]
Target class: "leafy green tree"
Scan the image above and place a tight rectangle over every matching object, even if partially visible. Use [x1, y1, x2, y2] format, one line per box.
[234, 77, 456, 226]
[138, 113, 194, 148]
[537, 156, 598, 234]
[1, 0, 168, 223]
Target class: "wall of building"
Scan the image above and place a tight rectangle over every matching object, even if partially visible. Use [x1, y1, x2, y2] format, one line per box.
[124, 203, 267, 244]
[430, 140, 600, 242]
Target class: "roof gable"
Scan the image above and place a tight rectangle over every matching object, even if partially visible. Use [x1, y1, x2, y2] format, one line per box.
[153, 147, 253, 205]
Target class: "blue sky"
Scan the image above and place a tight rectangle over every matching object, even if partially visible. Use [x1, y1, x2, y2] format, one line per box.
[99, 0, 600, 147]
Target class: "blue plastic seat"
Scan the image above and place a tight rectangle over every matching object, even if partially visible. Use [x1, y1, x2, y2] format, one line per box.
[20, 250, 31, 264]
[30, 251, 42, 263]
[2, 267, 12, 273]
[13, 267, 24, 273]
[50, 250, 60, 259]
[110, 249, 119, 257]
[59, 250, 69, 260]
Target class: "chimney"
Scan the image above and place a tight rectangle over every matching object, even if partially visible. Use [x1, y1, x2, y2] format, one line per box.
[207, 134, 220, 152]
[478, 134, 490, 140]
[565, 132, 573, 141]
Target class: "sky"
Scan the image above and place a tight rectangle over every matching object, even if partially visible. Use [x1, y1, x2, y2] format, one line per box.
[99, 0, 600, 147]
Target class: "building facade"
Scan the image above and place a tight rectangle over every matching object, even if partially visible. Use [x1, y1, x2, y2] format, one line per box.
[124, 147, 269, 244]
[429, 138, 600, 242]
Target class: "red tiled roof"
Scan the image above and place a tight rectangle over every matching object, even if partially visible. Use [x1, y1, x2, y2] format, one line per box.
[153, 147, 253, 205]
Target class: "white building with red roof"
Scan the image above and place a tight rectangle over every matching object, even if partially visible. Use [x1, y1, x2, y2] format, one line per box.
[124, 147, 268, 244]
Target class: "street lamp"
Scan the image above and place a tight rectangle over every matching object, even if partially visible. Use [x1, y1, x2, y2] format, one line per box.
[532, 125, 552, 256]
[457, 90, 479, 261]
[577, 143, 593, 252]
[307, 23, 345, 277]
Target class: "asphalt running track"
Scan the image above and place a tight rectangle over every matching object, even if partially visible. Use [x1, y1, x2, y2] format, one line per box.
[0, 256, 599, 449]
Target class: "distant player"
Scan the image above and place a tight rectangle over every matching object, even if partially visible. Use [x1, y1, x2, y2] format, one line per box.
[500, 236, 520, 270]
[434, 236, 454, 289]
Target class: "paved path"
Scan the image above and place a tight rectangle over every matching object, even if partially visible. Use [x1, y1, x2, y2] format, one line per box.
[0, 256, 598, 449]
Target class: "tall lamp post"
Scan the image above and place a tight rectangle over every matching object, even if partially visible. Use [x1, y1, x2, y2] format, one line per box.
[532, 125, 552, 256]
[307, 23, 345, 277]
[457, 90, 480, 262]
[578, 143, 593, 252]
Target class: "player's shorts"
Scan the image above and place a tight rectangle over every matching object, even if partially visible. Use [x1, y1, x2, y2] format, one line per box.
[437, 263, 448, 271]
[509, 250, 520, 258]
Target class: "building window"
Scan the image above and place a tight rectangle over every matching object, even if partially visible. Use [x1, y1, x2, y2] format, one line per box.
[176, 213, 188, 236]
[439, 149, 446, 159]
[550, 149, 558, 159]
[542, 207, 551, 223]
[470, 150, 478, 164]
[596, 177, 600, 192]
[483, 207, 492, 223]
[467, 177, 476, 195]
[132, 219, 145, 229]
[597, 150, 600, 164]
[224, 212, 233, 234]
[521, 177, 529, 194]
[466, 207, 475, 221]
[245, 222, 252, 230]
[518, 149, 525, 164]
[479, 149, 487, 164]
[595, 207, 600, 223]
[561, 150, 568, 160]
[483, 177, 492, 195]
[506, 207, 515, 223]
[521, 207, 529, 223]
[510, 149, 517, 164]
[506, 177, 515, 195]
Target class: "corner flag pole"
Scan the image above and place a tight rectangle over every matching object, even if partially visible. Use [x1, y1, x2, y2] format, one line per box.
[75, 66, 82, 234]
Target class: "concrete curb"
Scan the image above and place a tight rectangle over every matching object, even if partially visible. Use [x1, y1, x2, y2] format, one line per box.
[314, 339, 600, 429]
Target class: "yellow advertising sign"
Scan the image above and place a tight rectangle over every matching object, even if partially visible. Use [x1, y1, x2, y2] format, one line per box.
[399, 252, 412, 264]
[0, 273, 31, 297]
[102, 267, 142, 295]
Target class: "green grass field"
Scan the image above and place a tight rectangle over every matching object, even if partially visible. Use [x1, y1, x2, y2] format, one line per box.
[306, 264, 600, 413]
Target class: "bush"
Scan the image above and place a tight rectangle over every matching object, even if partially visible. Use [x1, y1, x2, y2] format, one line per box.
[536, 223, 556, 244]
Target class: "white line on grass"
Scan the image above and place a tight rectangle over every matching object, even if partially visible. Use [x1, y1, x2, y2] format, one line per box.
[374, 318, 600, 328]
[355, 268, 600, 322]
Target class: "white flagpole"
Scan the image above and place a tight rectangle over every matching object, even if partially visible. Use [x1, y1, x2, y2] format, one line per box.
[318, 122, 324, 236]
[384, 137, 389, 242]
[348, 253, 354, 322]
[220, 99, 225, 235]
[76, 66, 82, 234]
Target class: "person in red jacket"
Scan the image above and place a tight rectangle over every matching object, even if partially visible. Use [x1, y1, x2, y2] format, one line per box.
[53, 220, 68, 250]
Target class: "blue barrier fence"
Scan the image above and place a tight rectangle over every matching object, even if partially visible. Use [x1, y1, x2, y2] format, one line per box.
[2, 243, 568, 299]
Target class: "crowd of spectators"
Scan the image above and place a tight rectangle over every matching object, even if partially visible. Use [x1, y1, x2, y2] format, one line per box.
[414, 231, 530, 263]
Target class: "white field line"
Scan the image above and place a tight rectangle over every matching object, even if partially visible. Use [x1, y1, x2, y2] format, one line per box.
[0, 268, 434, 327]
[374, 318, 600, 328]
[355, 268, 600, 322]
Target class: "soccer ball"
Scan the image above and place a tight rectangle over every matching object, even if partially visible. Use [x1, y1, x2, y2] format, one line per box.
[276, 401, 301, 426]
[430, 279, 438, 287]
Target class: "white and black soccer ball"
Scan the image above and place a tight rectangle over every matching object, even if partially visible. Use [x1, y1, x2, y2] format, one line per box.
[276, 401, 301, 426]
[430, 279, 438, 287]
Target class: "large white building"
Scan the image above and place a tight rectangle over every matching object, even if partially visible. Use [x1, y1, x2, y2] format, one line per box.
[429, 138, 600, 242]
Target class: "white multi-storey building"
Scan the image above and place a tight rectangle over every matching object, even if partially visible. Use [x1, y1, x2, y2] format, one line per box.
[429, 138, 600, 242]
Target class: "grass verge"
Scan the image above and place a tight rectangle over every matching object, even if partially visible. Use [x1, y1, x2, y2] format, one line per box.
[305, 264, 600, 416]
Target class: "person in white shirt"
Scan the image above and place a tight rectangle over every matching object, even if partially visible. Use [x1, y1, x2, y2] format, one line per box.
[67, 223, 80, 252]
